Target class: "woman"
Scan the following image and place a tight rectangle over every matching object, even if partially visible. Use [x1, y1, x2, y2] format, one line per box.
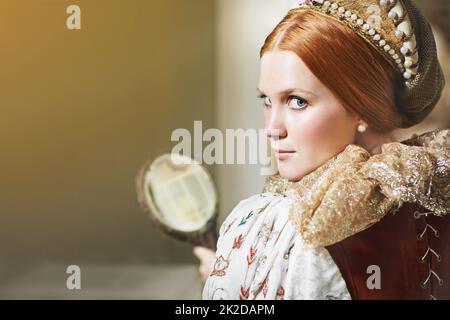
[195, 0, 449, 299]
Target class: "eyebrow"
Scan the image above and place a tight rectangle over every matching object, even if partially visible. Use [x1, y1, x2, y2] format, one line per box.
[257, 87, 316, 97]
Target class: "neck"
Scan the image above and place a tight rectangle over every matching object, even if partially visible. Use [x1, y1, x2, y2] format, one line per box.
[355, 128, 396, 155]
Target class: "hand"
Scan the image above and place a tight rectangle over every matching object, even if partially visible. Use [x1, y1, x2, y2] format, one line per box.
[193, 246, 216, 282]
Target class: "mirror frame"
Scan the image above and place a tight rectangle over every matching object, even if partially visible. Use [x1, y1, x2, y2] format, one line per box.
[136, 155, 219, 250]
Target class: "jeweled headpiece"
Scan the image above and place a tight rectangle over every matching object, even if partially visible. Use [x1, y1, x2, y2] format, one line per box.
[290, 0, 445, 127]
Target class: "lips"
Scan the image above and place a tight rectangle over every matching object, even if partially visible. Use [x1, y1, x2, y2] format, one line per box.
[275, 149, 295, 153]
[274, 149, 296, 160]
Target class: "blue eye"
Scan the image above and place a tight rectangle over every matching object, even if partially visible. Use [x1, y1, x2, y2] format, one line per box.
[260, 95, 272, 108]
[288, 96, 308, 110]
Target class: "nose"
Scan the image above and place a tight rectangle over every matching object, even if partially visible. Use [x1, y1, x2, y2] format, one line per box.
[265, 106, 287, 140]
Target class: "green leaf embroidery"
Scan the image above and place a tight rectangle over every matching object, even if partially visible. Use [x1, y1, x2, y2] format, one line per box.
[239, 211, 254, 226]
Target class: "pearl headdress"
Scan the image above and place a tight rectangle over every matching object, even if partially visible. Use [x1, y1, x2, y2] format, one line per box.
[287, 0, 445, 127]
[292, 0, 418, 81]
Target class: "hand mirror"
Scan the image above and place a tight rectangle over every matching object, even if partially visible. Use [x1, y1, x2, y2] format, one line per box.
[136, 153, 218, 250]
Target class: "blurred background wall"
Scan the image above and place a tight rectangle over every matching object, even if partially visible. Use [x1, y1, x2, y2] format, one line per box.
[0, 0, 448, 298]
[0, 0, 215, 295]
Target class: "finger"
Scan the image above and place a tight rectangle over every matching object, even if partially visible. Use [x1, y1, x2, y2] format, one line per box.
[193, 250, 206, 261]
[192, 246, 202, 258]
[193, 246, 211, 255]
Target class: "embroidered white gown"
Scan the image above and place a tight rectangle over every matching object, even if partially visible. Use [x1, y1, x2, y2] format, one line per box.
[202, 192, 351, 300]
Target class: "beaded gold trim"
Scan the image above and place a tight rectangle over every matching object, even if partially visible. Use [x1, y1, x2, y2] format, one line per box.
[291, 0, 419, 82]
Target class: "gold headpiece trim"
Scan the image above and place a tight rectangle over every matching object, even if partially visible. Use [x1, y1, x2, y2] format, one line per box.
[291, 0, 419, 82]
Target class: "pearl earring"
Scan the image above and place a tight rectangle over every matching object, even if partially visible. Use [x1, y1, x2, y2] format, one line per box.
[357, 124, 367, 133]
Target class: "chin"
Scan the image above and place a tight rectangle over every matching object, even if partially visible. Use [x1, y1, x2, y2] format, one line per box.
[278, 166, 307, 182]
[278, 160, 320, 182]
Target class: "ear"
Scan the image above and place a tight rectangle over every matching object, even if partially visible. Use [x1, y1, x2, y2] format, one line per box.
[357, 119, 368, 127]
[356, 119, 368, 133]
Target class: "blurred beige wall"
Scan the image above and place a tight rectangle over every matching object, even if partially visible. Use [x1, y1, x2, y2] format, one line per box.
[0, 0, 215, 266]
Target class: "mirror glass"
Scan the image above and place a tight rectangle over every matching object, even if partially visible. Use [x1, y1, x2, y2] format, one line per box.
[137, 153, 218, 236]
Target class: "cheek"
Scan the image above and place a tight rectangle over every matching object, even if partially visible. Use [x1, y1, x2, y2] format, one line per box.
[276, 104, 357, 181]
[287, 104, 356, 151]
[286, 109, 333, 145]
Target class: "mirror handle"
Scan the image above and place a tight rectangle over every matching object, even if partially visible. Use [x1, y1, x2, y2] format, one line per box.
[191, 221, 217, 251]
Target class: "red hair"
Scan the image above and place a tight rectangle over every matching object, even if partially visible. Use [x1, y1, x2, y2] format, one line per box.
[260, 10, 402, 132]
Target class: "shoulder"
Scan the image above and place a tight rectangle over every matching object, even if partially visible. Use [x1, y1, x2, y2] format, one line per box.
[362, 128, 449, 215]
